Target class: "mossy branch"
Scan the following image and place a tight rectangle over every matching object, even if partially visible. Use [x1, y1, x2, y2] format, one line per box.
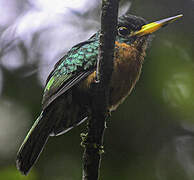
[82, 1, 119, 180]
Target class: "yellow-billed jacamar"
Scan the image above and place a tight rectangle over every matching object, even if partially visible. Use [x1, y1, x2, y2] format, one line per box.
[16, 13, 182, 175]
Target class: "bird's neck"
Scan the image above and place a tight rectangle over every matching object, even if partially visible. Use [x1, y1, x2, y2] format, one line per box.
[131, 37, 148, 56]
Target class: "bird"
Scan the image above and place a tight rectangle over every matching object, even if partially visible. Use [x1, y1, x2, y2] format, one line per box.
[16, 13, 182, 175]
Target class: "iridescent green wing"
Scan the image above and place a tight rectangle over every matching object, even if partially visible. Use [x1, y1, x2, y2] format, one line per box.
[42, 38, 99, 109]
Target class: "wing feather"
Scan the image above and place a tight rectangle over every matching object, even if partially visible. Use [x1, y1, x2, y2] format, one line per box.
[42, 34, 98, 109]
[42, 70, 93, 110]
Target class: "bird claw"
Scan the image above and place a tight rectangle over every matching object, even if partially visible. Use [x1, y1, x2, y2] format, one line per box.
[80, 133, 105, 154]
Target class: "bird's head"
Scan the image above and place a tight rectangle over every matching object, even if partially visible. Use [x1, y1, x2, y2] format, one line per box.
[116, 14, 183, 51]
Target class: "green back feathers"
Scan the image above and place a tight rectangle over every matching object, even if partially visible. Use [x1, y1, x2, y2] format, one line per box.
[42, 36, 100, 109]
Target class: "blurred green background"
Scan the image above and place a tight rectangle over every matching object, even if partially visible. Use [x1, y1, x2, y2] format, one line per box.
[0, 0, 194, 179]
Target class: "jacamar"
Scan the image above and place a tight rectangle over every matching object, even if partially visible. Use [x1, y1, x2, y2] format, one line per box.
[16, 13, 182, 175]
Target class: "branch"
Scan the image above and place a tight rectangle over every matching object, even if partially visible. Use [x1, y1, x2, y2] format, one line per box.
[82, 1, 119, 180]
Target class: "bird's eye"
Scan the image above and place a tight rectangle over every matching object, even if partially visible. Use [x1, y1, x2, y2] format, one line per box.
[118, 26, 130, 37]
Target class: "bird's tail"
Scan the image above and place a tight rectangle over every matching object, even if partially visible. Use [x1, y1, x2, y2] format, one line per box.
[16, 112, 52, 175]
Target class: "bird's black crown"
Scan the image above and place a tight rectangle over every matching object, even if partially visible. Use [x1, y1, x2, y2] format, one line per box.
[118, 14, 147, 32]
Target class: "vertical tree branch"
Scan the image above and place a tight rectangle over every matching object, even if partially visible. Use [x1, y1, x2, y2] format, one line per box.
[82, 1, 119, 180]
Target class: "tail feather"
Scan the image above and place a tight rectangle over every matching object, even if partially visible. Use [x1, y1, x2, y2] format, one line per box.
[16, 90, 89, 175]
[16, 113, 52, 175]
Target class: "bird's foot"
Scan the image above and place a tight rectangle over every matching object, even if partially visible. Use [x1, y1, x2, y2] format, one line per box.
[80, 133, 105, 154]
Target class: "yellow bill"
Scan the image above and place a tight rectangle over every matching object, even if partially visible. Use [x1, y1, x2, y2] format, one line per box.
[131, 14, 183, 37]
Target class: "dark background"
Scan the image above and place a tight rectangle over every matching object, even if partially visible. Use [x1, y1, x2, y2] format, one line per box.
[0, 0, 194, 179]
